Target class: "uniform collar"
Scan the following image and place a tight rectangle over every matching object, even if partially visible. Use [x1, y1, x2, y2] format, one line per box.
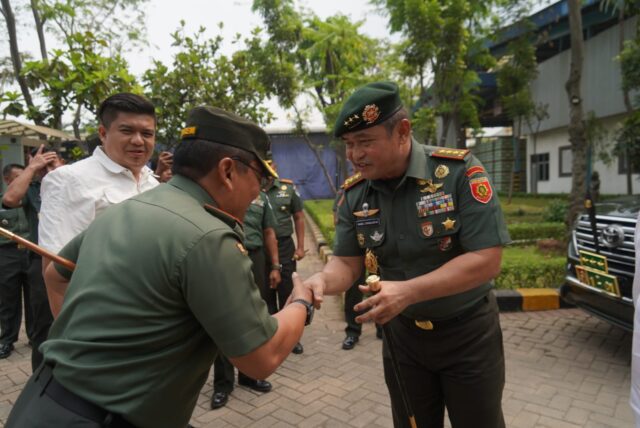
[167, 174, 215, 206]
[265, 178, 280, 191]
[92, 146, 153, 180]
[404, 138, 430, 180]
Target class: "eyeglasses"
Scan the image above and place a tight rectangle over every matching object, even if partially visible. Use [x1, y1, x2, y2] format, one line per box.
[231, 157, 270, 188]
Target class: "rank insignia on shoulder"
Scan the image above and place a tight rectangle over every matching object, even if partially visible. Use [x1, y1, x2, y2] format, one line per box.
[236, 242, 249, 256]
[280, 178, 294, 184]
[469, 177, 493, 204]
[342, 172, 365, 191]
[434, 164, 449, 179]
[465, 166, 486, 177]
[431, 149, 469, 160]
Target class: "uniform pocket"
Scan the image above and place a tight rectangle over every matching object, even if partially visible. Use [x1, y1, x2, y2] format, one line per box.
[354, 216, 385, 248]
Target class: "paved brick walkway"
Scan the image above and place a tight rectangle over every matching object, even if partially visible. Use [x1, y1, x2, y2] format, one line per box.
[0, 221, 634, 427]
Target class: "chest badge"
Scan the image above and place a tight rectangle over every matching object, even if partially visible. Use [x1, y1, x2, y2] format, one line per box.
[439, 237, 453, 252]
[434, 164, 450, 179]
[353, 202, 379, 218]
[357, 233, 365, 246]
[419, 179, 443, 194]
[365, 249, 379, 274]
[1, 219, 8, 226]
[370, 231, 384, 242]
[442, 217, 456, 231]
[421, 221, 434, 237]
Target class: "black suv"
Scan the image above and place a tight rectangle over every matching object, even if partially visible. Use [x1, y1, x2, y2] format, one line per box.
[561, 196, 639, 331]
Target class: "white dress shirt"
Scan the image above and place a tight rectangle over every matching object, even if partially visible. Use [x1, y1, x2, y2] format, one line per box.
[39, 147, 159, 253]
[631, 211, 640, 427]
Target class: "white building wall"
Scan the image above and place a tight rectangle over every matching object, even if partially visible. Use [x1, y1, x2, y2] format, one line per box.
[527, 115, 640, 195]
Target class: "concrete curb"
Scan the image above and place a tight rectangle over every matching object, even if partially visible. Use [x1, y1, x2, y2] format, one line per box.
[303, 209, 571, 312]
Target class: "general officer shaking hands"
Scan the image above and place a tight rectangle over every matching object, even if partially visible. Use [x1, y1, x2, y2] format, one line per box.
[303, 81, 511, 428]
[6, 106, 314, 428]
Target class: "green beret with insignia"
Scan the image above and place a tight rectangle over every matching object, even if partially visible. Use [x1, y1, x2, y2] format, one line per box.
[334, 81, 403, 138]
[180, 106, 277, 178]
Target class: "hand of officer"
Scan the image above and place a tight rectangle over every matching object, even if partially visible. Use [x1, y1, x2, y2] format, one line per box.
[354, 281, 411, 325]
[288, 272, 313, 304]
[269, 270, 281, 289]
[293, 248, 306, 261]
[27, 145, 59, 172]
[301, 273, 326, 309]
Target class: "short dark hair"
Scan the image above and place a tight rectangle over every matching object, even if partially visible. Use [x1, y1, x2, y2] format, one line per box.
[382, 108, 409, 136]
[2, 163, 24, 177]
[173, 139, 254, 181]
[97, 93, 156, 129]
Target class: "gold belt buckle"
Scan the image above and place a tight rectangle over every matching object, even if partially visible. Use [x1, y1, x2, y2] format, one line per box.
[414, 320, 434, 330]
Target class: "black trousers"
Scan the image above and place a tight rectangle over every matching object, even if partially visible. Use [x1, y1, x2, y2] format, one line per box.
[0, 246, 52, 371]
[263, 236, 295, 314]
[383, 293, 505, 428]
[344, 271, 366, 338]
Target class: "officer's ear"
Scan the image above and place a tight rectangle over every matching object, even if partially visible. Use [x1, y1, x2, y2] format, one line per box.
[217, 157, 236, 191]
[396, 119, 411, 143]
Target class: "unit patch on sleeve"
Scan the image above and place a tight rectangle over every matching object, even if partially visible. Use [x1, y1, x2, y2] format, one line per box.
[469, 177, 493, 204]
[465, 166, 486, 177]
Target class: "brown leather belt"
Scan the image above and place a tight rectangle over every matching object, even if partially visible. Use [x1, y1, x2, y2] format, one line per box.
[399, 295, 489, 331]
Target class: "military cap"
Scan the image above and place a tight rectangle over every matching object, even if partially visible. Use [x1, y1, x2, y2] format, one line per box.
[180, 106, 277, 178]
[334, 81, 403, 137]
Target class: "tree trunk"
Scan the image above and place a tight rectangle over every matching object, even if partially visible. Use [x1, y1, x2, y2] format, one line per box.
[30, 0, 48, 62]
[300, 132, 337, 195]
[72, 103, 82, 139]
[438, 113, 451, 147]
[1, 0, 43, 125]
[565, 0, 587, 229]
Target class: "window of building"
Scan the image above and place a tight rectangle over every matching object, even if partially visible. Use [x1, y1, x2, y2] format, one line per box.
[531, 153, 550, 181]
[619, 153, 640, 174]
[559, 146, 572, 177]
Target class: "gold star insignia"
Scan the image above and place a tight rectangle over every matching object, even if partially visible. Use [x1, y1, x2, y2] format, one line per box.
[442, 217, 456, 231]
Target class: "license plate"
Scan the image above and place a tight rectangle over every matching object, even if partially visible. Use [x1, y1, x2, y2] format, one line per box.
[576, 250, 621, 297]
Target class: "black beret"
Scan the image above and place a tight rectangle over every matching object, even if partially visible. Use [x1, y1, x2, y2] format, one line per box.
[180, 106, 277, 178]
[334, 81, 403, 138]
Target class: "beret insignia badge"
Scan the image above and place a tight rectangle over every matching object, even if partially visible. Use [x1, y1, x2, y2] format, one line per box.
[362, 104, 381, 124]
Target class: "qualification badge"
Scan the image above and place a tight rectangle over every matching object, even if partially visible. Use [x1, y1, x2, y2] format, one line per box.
[281, 185, 287, 190]
[434, 164, 449, 179]
[365, 249, 379, 274]
[357, 233, 365, 246]
[419, 179, 443, 194]
[438, 236, 453, 252]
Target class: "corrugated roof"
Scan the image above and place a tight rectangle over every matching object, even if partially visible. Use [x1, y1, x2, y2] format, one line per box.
[0, 120, 74, 141]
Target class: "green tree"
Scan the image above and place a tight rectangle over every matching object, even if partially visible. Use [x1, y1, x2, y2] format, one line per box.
[252, 0, 386, 193]
[142, 23, 274, 147]
[372, 0, 500, 148]
[0, 0, 147, 133]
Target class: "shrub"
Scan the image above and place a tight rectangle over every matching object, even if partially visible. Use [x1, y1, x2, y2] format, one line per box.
[542, 199, 569, 222]
[496, 246, 565, 290]
[507, 222, 566, 241]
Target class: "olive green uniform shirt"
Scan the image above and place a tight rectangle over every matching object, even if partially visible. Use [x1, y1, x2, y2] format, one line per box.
[42, 175, 277, 428]
[0, 199, 30, 245]
[334, 139, 510, 319]
[243, 191, 277, 250]
[264, 179, 303, 238]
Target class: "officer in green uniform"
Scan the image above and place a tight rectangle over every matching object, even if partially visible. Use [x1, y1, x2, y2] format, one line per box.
[2, 151, 60, 370]
[6, 106, 314, 428]
[211, 190, 280, 409]
[304, 82, 510, 428]
[0, 164, 34, 358]
[264, 169, 306, 354]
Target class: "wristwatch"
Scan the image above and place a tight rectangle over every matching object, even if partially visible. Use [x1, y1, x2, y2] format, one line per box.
[271, 263, 282, 272]
[292, 299, 314, 326]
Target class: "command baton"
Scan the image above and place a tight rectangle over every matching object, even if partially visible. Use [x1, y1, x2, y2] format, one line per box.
[366, 275, 418, 428]
[0, 226, 76, 271]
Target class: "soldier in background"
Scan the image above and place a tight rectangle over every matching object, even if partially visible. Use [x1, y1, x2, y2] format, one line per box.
[264, 163, 306, 354]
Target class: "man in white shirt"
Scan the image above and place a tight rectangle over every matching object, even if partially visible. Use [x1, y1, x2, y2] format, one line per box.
[39, 93, 159, 314]
[631, 210, 640, 427]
